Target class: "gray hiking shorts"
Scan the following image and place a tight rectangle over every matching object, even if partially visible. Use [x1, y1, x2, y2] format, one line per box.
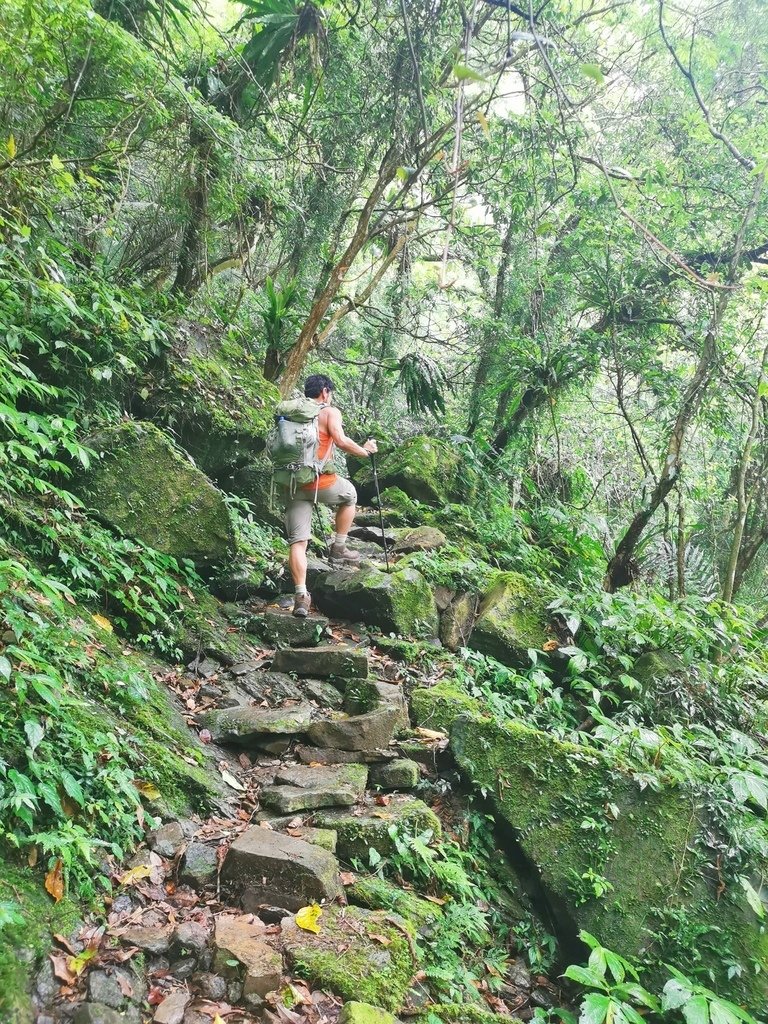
[284, 476, 357, 544]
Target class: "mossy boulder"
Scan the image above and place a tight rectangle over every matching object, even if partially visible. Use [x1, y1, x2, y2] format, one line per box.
[632, 649, 686, 688]
[314, 564, 438, 637]
[281, 905, 417, 1010]
[468, 573, 549, 665]
[353, 436, 463, 506]
[142, 325, 280, 484]
[411, 682, 479, 734]
[450, 709, 768, 1009]
[78, 420, 235, 567]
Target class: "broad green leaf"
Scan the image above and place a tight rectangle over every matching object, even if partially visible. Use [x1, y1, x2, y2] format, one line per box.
[662, 978, 692, 1010]
[453, 63, 486, 83]
[565, 964, 608, 989]
[683, 996, 711, 1024]
[580, 63, 605, 84]
[24, 719, 44, 754]
[578, 993, 610, 1024]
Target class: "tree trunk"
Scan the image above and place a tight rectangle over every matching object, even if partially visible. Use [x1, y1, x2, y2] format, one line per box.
[467, 221, 515, 435]
[721, 340, 768, 601]
[172, 122, 214, 295]
[605, 171, 765, 592]
[277, 146, 400, 395]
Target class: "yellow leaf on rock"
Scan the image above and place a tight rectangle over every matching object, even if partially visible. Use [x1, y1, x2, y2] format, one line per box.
[119, 864, 152, 885]
[68, 947, 96, 976]
[213, 1016, 225, 1024]
[132, 779, 161, 800]
[295, 904, 322, 934]
[6, 134, 16, 159]
[45, 859, 64, 902]
[92, 613, 113, 632]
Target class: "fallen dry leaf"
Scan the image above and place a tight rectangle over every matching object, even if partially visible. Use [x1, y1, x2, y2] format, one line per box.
[92, 612, 113, 632]
[369, 933, 391, 946]
[374, 794, 392, 806]
[49, 953, 76, 985]
[339, 872, 357, 886]
[119, 864, 152, 886]
[415, 727, 447, 741]
[45, 859, 64, 902]
[542, 639, 560, 651]
[220, 769, 245, 792]
[199, 729, 212, 744]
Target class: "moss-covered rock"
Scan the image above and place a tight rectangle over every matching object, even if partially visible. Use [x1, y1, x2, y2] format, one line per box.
[314, 797, 441, 862]
[348, 876, 442, 935]
[439, 593, 477, 651]
[411, 682, 479, 734]
[142, 326, 280, 484]
[314, 564, 438, 637]
[281, 905, 417, 1010]
[468, 573, 549, 665]
[354, 437, 463, 507]
[632, 649, 686, 687]
[339, 1002, 403, 1024]
[0, 859, 81, 1024]
[393, 526, 448, 554]
[78, 420, 235, 567]
[450, 710, 768, 1009]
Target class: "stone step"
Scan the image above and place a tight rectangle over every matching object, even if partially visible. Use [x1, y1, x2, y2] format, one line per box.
[199, 704, 313, 744]
[260, 763, 368, 813]
[260, 609, 329, 648]
[295, 744, 397, 765]
[213, 914, 282, 1000]
[222, 827, 341, 912]
[272, 644, 369, 679]
[307, 706, 401, 752]
[368, 758, 420, 790]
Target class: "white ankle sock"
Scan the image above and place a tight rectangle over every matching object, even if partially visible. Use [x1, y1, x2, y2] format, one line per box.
[334, 533, 348, 546]
[295, 585, 307, 595]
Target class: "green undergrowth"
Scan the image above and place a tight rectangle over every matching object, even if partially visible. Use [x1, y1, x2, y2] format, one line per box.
[0, 859, 81, 1024]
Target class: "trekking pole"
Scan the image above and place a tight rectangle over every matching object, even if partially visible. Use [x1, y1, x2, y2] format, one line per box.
[368, 446, 390, 573]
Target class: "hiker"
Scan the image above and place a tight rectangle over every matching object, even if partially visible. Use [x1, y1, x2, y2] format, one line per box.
[279, 374, 378, 618]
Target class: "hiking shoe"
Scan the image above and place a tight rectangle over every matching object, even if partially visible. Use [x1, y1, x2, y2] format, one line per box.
[293, 593, 311, 617]
[329, 543, 361, 564]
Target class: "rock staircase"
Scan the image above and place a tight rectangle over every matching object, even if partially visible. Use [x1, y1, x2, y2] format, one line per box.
[42, 599, 515, 1024]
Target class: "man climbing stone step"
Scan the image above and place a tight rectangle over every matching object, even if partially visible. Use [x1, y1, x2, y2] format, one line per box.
[278, 374, 378, 618]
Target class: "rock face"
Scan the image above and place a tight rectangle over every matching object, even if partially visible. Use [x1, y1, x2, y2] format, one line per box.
[314, 565, 438, 637]
[468, 573, 548, 665]
[200, 705, 313, 744]
[222, 827, 342, 911]
[272, 646, 369, 679]
[282, 905, 416, 1010]
[411, 682, 479, 734]
[450, 710, 768, 1008]
[78, 421, 235, 566]
[369, 759, 419, 790]
[353, 435, 463, 506]
[307, 708, 401, 752]
[315, 797, 441, 861]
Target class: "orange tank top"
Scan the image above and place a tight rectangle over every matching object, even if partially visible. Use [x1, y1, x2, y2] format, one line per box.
[300, 410, 338, 491]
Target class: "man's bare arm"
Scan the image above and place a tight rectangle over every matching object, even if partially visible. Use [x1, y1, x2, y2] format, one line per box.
[325, 408, 377, 458]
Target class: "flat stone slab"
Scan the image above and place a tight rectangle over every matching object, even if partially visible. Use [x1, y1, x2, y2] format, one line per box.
[281, 905, 416, 1011]
[200, 704, 313, 744]
[296, 744, 397, 765]
[272, 645, 368, 679]
[314, 797, 441, 861]
[260, 610, 330, 648]
[236, 670, 303, 704]
[349, 525, 398, 545]
[222, 827, 342, 911]
[307, 707, 401, 752]
[213, 914, 283, 998]
[344, 680, 408, 730]
[262, 763, 367, 813]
